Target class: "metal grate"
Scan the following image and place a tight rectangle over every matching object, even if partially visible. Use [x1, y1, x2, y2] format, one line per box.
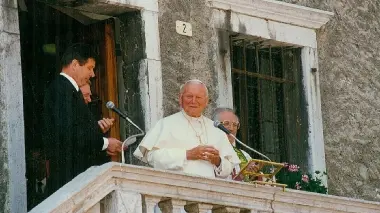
[231, 37, 309, 166]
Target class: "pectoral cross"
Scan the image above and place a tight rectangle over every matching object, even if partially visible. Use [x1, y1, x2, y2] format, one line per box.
[196, 134, 204, 145]
[183, 111, 208, 145]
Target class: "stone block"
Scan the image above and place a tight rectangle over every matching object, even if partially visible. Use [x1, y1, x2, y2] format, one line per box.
[142, 10, 161, 60]
[0, 5, 19, 34]
[0, 0, 17, 8]
[0, 30, 26, 213]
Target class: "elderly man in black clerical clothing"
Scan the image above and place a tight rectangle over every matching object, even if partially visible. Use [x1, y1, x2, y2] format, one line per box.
[43, 44, 122, 196]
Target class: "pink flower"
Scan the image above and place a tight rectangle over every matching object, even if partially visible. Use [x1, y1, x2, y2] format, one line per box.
[288, 164, 300, 172]
[302, 174, 309, 183]
[295, 182, 301, 190]
[283, 162, 289, 168]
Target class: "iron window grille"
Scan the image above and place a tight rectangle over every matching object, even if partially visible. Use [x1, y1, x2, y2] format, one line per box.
[231, 36, 309, 168]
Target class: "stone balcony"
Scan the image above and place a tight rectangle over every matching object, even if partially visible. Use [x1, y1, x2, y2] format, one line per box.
[29, 163, 380, 213]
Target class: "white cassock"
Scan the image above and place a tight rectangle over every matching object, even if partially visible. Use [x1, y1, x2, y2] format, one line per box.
[134, 111, 240, 178]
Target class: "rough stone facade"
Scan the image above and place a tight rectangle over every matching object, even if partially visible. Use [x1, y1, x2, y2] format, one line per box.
[0, 0, 27, 212]
[277, 0, 380, 201]
[158, 0, 380, 201]
[158, 0, 219, 117]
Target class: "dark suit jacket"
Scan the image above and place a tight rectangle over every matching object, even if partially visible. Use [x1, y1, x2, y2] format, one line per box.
[43, 75, 106, 196]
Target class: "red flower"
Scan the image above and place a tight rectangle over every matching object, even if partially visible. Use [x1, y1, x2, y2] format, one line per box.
[288, 164, 300, 172]
[302, 174, 309, 183]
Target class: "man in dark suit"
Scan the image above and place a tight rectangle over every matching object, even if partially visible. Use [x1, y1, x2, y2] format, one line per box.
[43, 44, 122, 196]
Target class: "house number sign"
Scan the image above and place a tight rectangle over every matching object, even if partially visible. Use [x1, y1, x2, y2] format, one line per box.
[176, 20, 192, 37]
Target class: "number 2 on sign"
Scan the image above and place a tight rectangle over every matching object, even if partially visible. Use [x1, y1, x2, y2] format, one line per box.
[176, 21, 192, 36]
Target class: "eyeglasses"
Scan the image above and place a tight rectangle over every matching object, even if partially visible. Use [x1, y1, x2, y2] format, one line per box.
[221, 120, 240, 129]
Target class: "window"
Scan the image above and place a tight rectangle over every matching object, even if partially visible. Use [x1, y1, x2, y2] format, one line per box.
[231, 37, 309, 168]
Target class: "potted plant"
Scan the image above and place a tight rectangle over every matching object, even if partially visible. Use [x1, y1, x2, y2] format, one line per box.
[277, 163, 328, 194]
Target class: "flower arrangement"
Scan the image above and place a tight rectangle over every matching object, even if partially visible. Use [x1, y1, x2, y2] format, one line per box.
[277, 163, 328, 194]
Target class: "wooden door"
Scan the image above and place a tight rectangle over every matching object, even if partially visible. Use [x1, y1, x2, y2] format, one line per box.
[92, 20, 121, 162]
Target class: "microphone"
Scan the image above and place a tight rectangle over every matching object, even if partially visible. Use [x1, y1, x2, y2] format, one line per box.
[106, 101, 145, 164]
[213, 120, 232, 135]
[106, 101, 128, 120]
[106, 101, 144, 134]
[213, 120, 272, 162]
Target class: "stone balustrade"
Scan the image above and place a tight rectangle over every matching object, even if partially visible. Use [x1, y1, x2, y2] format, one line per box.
[29, 163, 380, 213]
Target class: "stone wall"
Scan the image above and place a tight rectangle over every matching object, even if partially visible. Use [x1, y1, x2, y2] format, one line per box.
[277, 0, 380, 202]
[158, 0, 219, 117]
[0, 0, 27, 212]
[158, 0, 380, 201]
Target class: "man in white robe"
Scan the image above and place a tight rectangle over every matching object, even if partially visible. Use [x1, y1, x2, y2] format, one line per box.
[212, 107, 252, 179]
[134, 80, 240, 178]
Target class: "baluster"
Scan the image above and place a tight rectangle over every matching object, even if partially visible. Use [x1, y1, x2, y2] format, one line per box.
[158, 199, 187, 213]
[103, 190, 142, 213]
[143, 195, 161, 213]
[184, 203, 213, 213]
